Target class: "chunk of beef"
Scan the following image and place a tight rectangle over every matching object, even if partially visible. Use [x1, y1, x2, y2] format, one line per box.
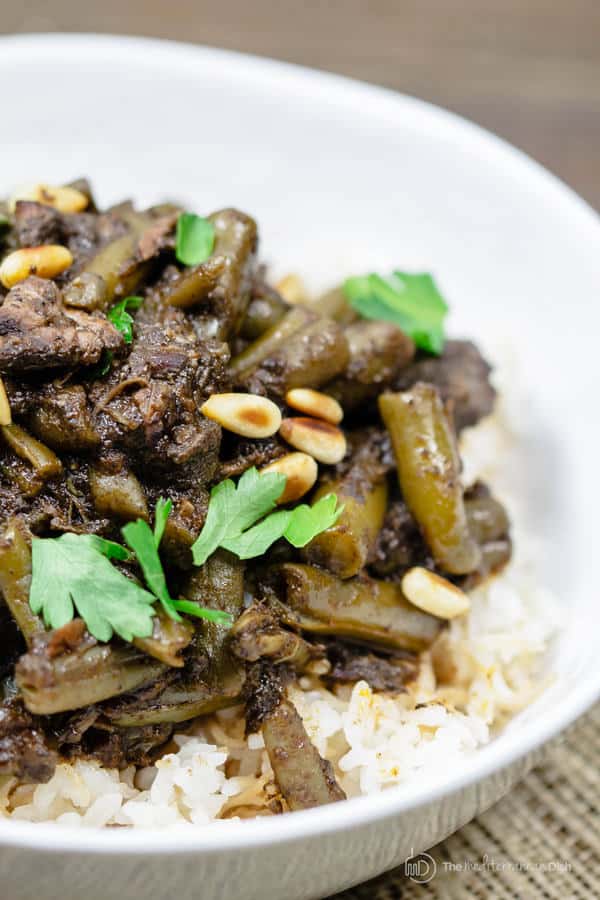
[0, 277, 124, 373]
[0, 699, 56, 783]
[15, 382, 100, 452]
[326, 642, 419, 692]
[60, 721, 174, 769]
[14, 201, 63, 248]
[371, 499, 433, 576]
[89, 318, 225, 481]
[393, 340, 496, 431]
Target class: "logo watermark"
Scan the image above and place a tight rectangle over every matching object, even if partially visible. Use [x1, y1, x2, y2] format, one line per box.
[405, 850, 437, 884]
[404, 849, 572, 884]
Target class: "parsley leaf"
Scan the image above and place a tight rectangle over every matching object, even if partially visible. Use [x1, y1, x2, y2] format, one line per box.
[29, 533, 155, 642]
[191, 467, 286, 566]
[153, 497, 172, 548]
[123, 499, 233, 626]
[284, 494, 344, 547]
[343, 271, 448, 355]
[122, 518, 181, 622]
[191, 469, 343, 563]
[175, 213, 215, 267]
[168, 599, 233, 626]
[107, 296, 143, 344]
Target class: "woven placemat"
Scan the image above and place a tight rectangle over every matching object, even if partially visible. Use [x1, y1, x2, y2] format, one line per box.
[335, 702, 600, 899]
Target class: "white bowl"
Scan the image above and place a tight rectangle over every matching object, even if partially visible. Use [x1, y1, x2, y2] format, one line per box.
[1, 33, 599, 900]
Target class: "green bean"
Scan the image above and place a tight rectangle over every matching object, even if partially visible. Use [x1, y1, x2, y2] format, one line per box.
[203, 208, 258, 339]
[62, 273, 108, 311]
[240, 291, 289, 340]
[233, 308, 350, 396]
[465, 493, 510, 545]
[0, 519, 43, 644]
[162, 255, 226, 309]
[262, 698, 346, 809]
[16, 643, 166, 715]
[230, 605, 316, 669]
[327, 320, 415, 412]
[230, 306, 312, 379]
[89, 465, 149, 522]
[133, 611, 194, 668]
[302, 463, 388, 579]
[275, 563, 443, 652]
[0, 424, 62, 480]
[379, 385, 481, 575]
[105, 551, 246, 726]
[311, 287, 357, 324]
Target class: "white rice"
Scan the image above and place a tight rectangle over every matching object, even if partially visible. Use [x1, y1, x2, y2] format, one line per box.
[0, 359, 561, 827]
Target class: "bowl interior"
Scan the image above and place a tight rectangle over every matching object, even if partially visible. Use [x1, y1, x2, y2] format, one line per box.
[0, 32, 599, 851]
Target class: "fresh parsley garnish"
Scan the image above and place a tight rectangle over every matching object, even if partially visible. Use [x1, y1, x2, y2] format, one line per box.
[30, 534, 155, 642]
[122, 502, 233, 627]
[29, 500, 233, 643]
[343, 271, 448, 355]
[191, 467, 344, 565]
[107, 296, 143, 344]
[175, 213, 215, 267]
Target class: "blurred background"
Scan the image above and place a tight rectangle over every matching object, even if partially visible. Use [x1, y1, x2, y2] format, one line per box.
[1, 0, 599, 209]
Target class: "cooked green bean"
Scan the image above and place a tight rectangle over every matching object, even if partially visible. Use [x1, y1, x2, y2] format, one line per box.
[0, 519, 43, 644]
[0, 424, 62, 480]
[89, 465, 149, 522]
[234, 307, 350, 396]
[16, 643, 166, 715]
[379, 384, 481, 575]
[133, 611, 195, 668]
[240, 291, 289, 340]
[302, 461, 388, 578]
[106, 551, 246, 726]
[230, 604, 317, 668]
[207, 208, 258, 338]
[162, 255, 226, 309]
[262, 698, 346, 810]
[274, 563, 443, 652]
[230, 306, 312, 379]
[327, 320, 415, 412]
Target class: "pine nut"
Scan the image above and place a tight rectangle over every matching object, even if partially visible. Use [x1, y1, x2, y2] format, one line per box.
[0, 245, 73, 289]
[279, 416, 347, 465]
[275, 273, 308, 305]
[11, 183, 88, 214]
[0, 377, 11, 426]
[401, 567, 470, 619]
[285, 388, 343, 425]
[260, 452, 318, 504]
[201, 392, 281, 438]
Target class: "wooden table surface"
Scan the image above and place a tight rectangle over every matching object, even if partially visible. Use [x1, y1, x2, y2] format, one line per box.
[2, 0, 600, 210]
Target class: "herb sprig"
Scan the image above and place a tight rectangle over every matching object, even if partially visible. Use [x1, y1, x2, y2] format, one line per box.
[343, 271, 449, 355]
[30, 499, 232, 642]
[107, 296, 143, 344]
[191, 467, 344, 565]
[175, 213, 215, 266]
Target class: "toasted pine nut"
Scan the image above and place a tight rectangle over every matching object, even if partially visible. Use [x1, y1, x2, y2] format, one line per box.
[11, 183, 89, 214]
[285, 388, 343, 425]
[275, 273, 309, 305]
[0, 245, 73, 289]
[401, 567, 470, 619]
[260, 452, 318, 504]
[0, 377, 11, 426]
[279, 417, 346, 465]
[201, 393, 281, 438]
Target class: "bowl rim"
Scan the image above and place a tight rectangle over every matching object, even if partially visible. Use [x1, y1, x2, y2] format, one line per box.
[0, 30, 598, 855]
